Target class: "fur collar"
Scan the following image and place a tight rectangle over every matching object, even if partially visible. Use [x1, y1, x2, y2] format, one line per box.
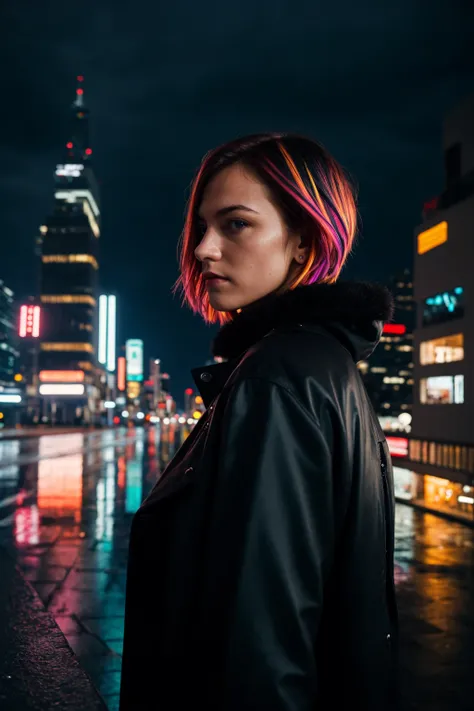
[212, 281, 395, 360]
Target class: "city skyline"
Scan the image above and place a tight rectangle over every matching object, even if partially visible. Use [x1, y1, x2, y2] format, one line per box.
[1, 2, 473, 397]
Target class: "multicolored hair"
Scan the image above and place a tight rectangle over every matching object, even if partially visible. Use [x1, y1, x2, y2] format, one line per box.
[175, 132, 358, 324]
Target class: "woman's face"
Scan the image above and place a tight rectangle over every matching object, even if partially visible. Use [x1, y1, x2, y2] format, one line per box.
[194, 163, 304, 313]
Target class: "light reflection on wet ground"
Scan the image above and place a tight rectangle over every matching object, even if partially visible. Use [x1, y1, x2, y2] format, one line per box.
[0, 428, 473, 710]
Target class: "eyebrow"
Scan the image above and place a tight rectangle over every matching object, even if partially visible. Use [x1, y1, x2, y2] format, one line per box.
[197, 204, 259, 219]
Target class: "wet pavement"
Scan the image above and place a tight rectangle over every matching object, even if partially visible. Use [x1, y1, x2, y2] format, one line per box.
[0, 427, 473, 711]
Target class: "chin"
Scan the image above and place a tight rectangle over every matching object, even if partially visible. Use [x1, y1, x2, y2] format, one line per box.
[208, 295, 241, 312]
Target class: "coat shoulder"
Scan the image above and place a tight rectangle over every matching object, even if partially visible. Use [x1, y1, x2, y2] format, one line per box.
[233, 324, 360, 412]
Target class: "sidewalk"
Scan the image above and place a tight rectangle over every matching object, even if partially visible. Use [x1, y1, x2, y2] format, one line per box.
[0, 546, 108, 711]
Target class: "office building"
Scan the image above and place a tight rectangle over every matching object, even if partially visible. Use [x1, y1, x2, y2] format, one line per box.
[390, 94, 474, 523]
[0, 280, 22, 426]
[38, 77, 101, 423]
[360, 268, 415, 424]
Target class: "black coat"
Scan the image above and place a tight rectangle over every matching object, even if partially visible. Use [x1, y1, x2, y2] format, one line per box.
[120, 281, 400, 711]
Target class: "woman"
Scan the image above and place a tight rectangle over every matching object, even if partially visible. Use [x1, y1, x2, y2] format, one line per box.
[120, 133, 399, 710]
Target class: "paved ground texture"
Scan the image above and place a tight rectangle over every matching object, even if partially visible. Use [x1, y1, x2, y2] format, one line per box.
[0, 427, 473, 710]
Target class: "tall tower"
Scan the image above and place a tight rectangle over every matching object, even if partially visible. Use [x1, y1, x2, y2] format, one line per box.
[359, 268, 415, 424]
[38, 76, 101, 424]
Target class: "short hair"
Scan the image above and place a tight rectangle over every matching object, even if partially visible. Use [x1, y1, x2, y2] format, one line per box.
[175, 132, 358, 324]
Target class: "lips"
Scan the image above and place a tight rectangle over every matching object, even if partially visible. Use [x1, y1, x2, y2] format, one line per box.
[202, 273, 228, 281]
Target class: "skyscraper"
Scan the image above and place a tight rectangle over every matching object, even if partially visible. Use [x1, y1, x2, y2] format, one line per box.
[0, 280, 22, 426]
[38, 76, 100, 423]
[359, 269, 415, 423]
[390, 93, 474, 523]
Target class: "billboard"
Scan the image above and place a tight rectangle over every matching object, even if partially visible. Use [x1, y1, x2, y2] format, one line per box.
[39, 370, 85, 383]
[39, 384, 85, 396]
[126, 339, 143, 382]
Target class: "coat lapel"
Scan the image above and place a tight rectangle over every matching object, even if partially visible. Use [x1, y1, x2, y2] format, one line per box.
[191, 359, 239, 407]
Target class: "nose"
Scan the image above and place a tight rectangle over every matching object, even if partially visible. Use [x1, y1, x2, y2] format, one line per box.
[194, 228, 222, 263]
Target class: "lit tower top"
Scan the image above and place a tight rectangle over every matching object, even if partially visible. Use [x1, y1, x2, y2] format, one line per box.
[64, 75, 93, 163]
[53, 75, 100, 236]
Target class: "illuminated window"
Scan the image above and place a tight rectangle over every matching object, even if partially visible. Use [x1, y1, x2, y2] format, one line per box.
[78, 323, 93, 331]
[396, 345, 413, 352]
[420, 375, 464, 404]
[383, 376, 405, 384]
[41, 295, 96, 306]
[417, 221, 448, 255]
[371, 367, 387, 373]
[420, 333, 464, 365]
[42, 254, 99, 269]
[78, 361, 93, 371]
[429, 441, 436, 465]
[40, 342, 94, 353]
[423, 287, 464, 326]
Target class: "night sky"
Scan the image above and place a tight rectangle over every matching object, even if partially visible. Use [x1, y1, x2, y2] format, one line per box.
[1, 2, 473, 403]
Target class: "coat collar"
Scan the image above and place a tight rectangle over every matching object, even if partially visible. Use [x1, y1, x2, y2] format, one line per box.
[192, 281, 394, 407]
[191, 360, 238, 408]
[212, 280, 395, 362]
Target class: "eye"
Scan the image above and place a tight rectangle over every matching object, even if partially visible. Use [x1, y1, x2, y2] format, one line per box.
[226, 218, 249, 232]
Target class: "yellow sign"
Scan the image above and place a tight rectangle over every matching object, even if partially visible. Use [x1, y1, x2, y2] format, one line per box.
[195, 396, 203, 405]
[192, 411, 202, 420]
[417, 221, 448, 255]
[127, 381, 140, 399]
[14, 373, 23, 382]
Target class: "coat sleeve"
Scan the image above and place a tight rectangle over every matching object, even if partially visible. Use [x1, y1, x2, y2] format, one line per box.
[205, 376, 338, 711]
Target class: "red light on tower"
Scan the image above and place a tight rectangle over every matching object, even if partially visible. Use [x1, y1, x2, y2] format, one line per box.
[66, 142, 73, 149]
[77, 88, 84, 96]
[85, 148, 92, 156]
[77, 75, 84, 82]
[383, 324, 406, 336]
[185, 388, 193, 396]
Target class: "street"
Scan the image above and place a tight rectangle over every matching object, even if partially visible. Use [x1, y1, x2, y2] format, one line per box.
[0, 428, 473, 711]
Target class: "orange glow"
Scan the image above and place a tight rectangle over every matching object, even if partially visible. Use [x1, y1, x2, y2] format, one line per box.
[417, 221, 448, 255]
[117, 357, 126, 391]
[37, 449, 83, 522]
[39, 370, 85, 383]
[117, 455, 126, 489]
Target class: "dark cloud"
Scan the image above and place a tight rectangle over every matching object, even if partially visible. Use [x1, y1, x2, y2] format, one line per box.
[1, 0, 473, 400]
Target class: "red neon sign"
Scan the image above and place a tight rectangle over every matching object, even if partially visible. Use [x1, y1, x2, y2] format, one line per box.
[117, 357, 126, 392]
[383, 324, 406, 335]
[185, 388, 193, 396]
[19, 305, 41, 338]
[386, 436, 409, 458]
[32, 306, 40, 337]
